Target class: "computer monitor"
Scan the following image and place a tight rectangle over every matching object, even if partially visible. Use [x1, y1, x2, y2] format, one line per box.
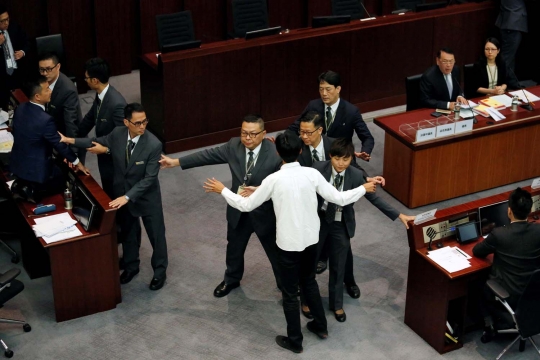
[455, 221, 479, 244]
[72, 184, 97, 232]
[160, 40, 201, 53]
[478, 201, 510, 236]
[312, 16, 351, 29]
[245, 26, 282, 40]
[415, 1, 447, 12]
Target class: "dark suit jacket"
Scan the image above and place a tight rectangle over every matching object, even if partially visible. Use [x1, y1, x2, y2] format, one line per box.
[473, 221, 540, 300]
[74, 127, 163, 218]
[180, 138, 282, 233]
[289, 98, 375, 155]
[10, 102, 77, 184]
[472, 59, 510, 95]
[496, 0, 528, 32]
[419, 65, 462, 109]
[48, 72, 82, 139]
[0, 20, 29, 85]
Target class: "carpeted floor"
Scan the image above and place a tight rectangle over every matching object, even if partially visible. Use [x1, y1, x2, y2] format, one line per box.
[0, 71, 538, 359]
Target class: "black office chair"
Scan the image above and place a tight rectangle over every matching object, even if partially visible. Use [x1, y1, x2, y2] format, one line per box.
[484, 270, 540, 359]
[230, 0, 269, 38]
[35, 34, 76, 86]
[155, 11, 196, 51]
[331, 0, 365, 20]
[463, 63, 476, 99]
[395, 0, 424, 11]
[405, 74, 423, 111]
[0, 268, 31, 358]
[0, 197, 19, 264]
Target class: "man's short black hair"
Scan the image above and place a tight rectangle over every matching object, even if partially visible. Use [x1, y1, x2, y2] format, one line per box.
[318, 71, 341, 87]
[85, 57, 110, 84]
[329, 138, 354, 158]
[299, 111, 324, 129]
[0, 5, 8, 15]
[22, 75, 48, 100]
[275, 130, 302, 163]
[38, 52, 60, 65]
[437, 47, 454, 58]
[124, 103, 145, 120]
[243, 114, 264, 130]
[508, 187, 532, 220]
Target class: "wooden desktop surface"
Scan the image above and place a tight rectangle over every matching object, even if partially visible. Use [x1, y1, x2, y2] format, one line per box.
[373, 87, 540, 208]
[139, 2, 495, 153]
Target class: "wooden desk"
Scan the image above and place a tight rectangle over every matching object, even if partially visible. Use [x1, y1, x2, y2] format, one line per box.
[374, 87, 540, 208]
[139, 2, 495, 153]
[1, 169, 121, 322]
[404, 186, 540, 353]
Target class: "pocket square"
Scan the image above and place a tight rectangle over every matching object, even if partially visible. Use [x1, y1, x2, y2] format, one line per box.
[100, 118, 107, 122]
[135, 161, 145, 165]
[50, 104, 56, 109]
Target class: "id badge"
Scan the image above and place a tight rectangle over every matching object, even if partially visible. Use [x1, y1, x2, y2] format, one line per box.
[334, 209, 342, 222]
[237, 185, 245, 195]
[6, 59, 14, 68]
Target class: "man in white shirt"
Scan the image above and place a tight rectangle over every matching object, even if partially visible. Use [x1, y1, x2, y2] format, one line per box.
[203, 130, 376, 353]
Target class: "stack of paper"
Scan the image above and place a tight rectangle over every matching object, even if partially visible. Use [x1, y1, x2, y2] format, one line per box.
[427, 246, 472, 273]
[33, 212, 82, 244]
[509, 89, 540, 104]
[0, 110, 8, 129]
[0, 130, 13, 152]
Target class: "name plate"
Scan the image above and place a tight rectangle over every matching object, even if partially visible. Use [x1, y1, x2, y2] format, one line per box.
[454, 119, 474, 134]
[436, 123, 455, 138]
[416, 127, 436, 142]
[414, 209, 437, 225]
[532, 178, 540, 190]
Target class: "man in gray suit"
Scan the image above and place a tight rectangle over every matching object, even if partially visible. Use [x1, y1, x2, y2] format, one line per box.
[39, 52, 83, 159]
[496, 0, 528, 72]
[159, 115, 283, 297]
[79, 57, 127, 198]
[59, 103, 168, 291]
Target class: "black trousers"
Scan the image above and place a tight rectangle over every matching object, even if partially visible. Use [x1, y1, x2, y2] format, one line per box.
[277, 243, 327, 349]
[319, 235, 356, 285]
[224, 212, 281, 288]
[500, 29, 522, 73]
[119, 206, 168, 278]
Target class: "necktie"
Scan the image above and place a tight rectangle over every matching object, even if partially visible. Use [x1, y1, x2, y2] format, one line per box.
[1, 31, 14, 76]
[125, 139, 135, 166]
[246, 151, 254, 182]
[445, 74, 453, 99]
[325, 106, 333, 132]
[312, 149, 320, 162]
[325, 174, 343, 223]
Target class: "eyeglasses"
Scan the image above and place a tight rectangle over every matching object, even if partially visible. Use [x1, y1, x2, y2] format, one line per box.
[38, 63, 59, 74]
[0, 17, 9, 25]
[240, 130, 264, 138]
[128, 118, 149, 127]
[484, 48, 498, 52]
[299, 127, 321, 136]
[439, 60, 455, 65]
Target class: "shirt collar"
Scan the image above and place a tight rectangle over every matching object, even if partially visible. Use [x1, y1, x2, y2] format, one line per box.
[98, 84, 110, 101]
[30, 101, 46, 111]
[309, 139, 325, 160]
[127, 133, 141, 144]
[281, 162, 300, 169]
[49, 77, 59, 91]
[245, 142, 262, 157]
[326, 98, 340, 114]
[332, 166, 346, 178]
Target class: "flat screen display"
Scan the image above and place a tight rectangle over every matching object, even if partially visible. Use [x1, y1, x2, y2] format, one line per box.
[72, 185, 97, 232]
[455, 222, 479, 243]
[478, 201, 510, 236]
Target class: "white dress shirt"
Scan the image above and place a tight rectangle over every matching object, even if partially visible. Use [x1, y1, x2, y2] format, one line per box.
[98, 84, 109, 102]
[49, 77, 59, 92]
[325, 98, 340, 126]
[127, 133, 141, 154]
[245, 142, 262, 168]
[309, 139, 325, 162]
[221, 162, 366, 252]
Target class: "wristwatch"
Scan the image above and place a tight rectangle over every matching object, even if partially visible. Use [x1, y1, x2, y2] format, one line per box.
[105, 147, 111, 155]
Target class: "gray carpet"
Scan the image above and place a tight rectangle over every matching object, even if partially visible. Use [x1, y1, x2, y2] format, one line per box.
[0, 72, 538, 359]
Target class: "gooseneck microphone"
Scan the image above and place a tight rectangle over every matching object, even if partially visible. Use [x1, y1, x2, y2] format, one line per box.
[452, 72, 478, 124]
[359, 2, 376, 21]
[507, 65, 535, 111]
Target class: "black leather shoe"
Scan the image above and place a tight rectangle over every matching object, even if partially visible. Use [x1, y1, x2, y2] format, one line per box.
[334, 310, 346, 322]
[301, 303, 313, 319]
[316, 261, 328, 274]
[213, 281, 240, 297]
[275, 335, 303, 353]
[149, 275, 166, 291]
[307, 320, 328, 339]
[345, 282, 361, 299]
[120, 269, 139, 284]
[480, 325, 497, 343]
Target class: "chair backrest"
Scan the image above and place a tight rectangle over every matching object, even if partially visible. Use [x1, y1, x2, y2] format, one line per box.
[231, 0, 269, 38]
[515, 269, 540, 339]
[395, 0, 423, 10]
[156, 11, 195, 51]
[463, 63, 476, 99]
[405, 74, 423, 111]
[331, 0, 365, 20]
[36, 34, 66, 67]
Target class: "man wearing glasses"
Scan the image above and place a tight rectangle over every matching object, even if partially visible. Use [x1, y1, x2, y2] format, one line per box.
[419, 48, 467, 111]
[38, 52, 83, 159]
[59, 103, 169, 291]
[159, 115, 283, 297]
[0, 5, 29, 110]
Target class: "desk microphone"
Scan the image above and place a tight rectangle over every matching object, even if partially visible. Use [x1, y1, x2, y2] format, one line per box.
[507, 65, 534, 111]
[359, 2, 376, 21]
[452, 72, 478, 124]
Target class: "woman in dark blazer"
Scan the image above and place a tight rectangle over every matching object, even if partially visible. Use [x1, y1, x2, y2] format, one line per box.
[472, 37, 509, 96]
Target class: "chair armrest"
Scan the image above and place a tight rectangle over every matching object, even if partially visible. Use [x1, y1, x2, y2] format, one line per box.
[487, 279, 510, 300]
[0, 268, 21, 287]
